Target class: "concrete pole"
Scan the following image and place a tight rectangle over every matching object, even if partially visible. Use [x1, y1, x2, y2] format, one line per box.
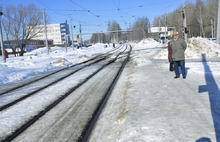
[164, 4, 172, 42]
[79, 22, 82, 48]
[182, 0, 187, 39]
[217, 0, 220, 44]
[117, 29, 118, 43]
[159, 17, 161, 41]
[0, 8, 5, 63]
[69, 16, 74, 47]
[164, 12, 167, 42]
[211, 19, 213, 39]
[43, 9, 49, 54]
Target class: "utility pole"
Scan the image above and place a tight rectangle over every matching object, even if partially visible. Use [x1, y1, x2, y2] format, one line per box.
[217, 0, 220, 44]
[69, 16, 74, 47]
[117, 28, 118, 43]
[43, 9, 49, 54]
[211, 19, 214, 39]
[163, 4, 172, 43]
[79, 22, 82, 48]
[182, 0, 187, 39]
[0, 7, 5, 63]
[149, 23, 151, 37]
[159, 17, 161, 42]
[164, 12, 167, 41]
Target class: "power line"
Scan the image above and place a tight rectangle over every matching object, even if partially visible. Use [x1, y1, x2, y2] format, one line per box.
[111, 0, 126, 24]
[37, 0, 79, 22]
[68, 0, 106, 23]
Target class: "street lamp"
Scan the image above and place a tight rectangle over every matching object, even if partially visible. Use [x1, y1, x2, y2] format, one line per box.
[164, 4, 172, 42]
[65, 34, 70, 52]
[159, 4, 172, 43]
[0, 9, 6, 63]
[69, 15, 74, 48]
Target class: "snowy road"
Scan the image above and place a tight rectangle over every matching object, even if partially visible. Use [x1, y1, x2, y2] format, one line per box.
[88, 47, 220, 142]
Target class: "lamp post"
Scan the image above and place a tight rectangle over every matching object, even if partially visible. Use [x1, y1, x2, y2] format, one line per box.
[43, 9, 49, 55]
[69, 15, 74, 48]
[216, 0, 220, 44]
[159, 17, 161, 42]
[211, 18, 214, 39]
[160, 4, 172, 43]
[164, 4, 172, 42]
[65, 34, 70, 52]
[0, 9, 6, 63]
[182, 0, 187, 39]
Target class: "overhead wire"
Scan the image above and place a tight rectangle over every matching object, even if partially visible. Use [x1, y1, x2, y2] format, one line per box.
[37, 0, 183, 26]
[68, 0, 107, 23]
[37, 0, 105, 30]
[111, 0, 127, 26]
[37, 0, 71, 18]
[34, 0, 185, 35]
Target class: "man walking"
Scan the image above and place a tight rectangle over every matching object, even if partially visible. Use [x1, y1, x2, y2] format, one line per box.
[169, 31, 187, 79]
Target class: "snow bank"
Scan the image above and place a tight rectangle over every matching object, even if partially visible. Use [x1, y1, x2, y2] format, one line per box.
[185, 37, 220, 58]
[153, 37, 220, 59]
[133, 38, 165, 50]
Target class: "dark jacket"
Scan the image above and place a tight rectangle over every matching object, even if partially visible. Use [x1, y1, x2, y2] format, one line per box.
[167, 42, 172, 62]
[169, 37, 187, 61]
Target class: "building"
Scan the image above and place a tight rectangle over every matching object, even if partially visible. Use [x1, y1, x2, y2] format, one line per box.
[32, 21, 70, 45]
[149, 27, 175, 43]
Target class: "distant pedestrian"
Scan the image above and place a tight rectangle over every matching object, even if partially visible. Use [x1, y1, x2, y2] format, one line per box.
[167, 41, 174, 71]
[169, 31, 187, 79]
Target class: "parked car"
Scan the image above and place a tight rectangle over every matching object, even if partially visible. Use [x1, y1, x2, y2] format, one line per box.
[208, 38, 216, 43]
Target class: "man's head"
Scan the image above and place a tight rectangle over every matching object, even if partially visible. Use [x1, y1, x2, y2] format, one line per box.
[172, 31, 178, 39]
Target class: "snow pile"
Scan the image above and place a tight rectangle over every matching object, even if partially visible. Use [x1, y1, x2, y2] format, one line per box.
[153, 37, 220, 59]
[185, 37, 220, 58]
[133, 38, 163, 50]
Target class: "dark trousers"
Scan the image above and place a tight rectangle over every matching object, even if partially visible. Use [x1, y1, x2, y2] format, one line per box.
[174, 60, 186, 77]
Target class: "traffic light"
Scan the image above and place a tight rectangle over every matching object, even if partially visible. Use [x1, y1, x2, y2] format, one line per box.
[184, 28, 188, 34]
[182, 12, 185, 19]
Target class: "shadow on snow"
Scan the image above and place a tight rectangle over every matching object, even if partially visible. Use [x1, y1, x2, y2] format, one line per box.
[197, 54, 220, 142]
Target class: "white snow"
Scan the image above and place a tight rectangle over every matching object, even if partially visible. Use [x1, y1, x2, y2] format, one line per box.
[154, 37, 220, 59]
[1, 38, 219, 85]
[0, 37, 220, 141]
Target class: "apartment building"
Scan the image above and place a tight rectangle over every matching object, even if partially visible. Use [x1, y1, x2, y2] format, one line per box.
[32, 21, 70, 45]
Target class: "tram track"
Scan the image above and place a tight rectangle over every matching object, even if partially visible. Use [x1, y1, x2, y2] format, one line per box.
[0, 44, 132, 142]
[0, 45, 123, 95]
[0, 45, 123, 111]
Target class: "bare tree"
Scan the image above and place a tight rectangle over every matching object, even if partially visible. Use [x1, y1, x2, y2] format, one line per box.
[132, 17, 150, 41]
[153, 0, 219, 38]
[107, 20, 121, 43]
[194, 0, 206, 37]
[90, 33, 107, 43]
[2, 4, 45, 56]
[183, 3, 196, 38]
[207, 0, 218, 37]
[90, 33, 98, 43]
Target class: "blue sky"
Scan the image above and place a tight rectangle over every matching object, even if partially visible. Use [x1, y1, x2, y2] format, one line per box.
[1, 0, 195, 40]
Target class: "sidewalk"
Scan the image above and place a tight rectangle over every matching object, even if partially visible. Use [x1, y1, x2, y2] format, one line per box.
[88, 48, 220, 142]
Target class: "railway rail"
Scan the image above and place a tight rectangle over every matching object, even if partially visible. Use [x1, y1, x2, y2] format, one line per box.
[0, 44, 132, 142]
[0, 44, 123, 111]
